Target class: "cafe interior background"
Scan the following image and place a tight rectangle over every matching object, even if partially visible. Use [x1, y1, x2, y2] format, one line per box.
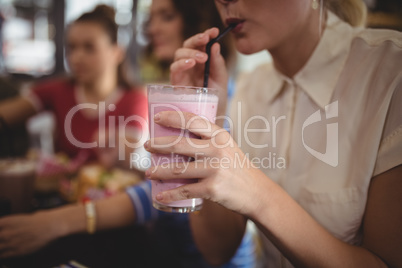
[0, 0, 400, 263]
[0, 0, 399, 145]
[0, 0, 401, 215]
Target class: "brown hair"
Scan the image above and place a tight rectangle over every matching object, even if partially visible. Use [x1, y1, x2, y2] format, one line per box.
[171, 0, 234, 62]
[143, 0, 235, 79]
[325, 0, 367, 27]
[72, 5, 133, 89]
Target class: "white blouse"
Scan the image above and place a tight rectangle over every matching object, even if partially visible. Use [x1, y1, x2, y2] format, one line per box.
[229, 11, 402, 267]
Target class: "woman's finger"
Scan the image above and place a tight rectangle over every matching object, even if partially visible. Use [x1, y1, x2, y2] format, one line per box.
[182, 28, 219, 49]
[155, 181, 209, 204]
[147, 160, 216, 181]
[153, 111, 233, 148]
[154, 111, 226, 139]
[146, 136, 215, 157]
[209, 43, 228, 83]
[169, 59, 199, 85]
[173, 48, 208, 63]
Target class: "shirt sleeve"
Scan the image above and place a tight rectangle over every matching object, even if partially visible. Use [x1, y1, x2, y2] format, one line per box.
[125, 89, 148, 132]
[125, 180, 163, 224]
[120, 89, 150, 171]
[21, 81, 58, 112]
[222, 223, 258, 268]
[373, 77, 402, 176]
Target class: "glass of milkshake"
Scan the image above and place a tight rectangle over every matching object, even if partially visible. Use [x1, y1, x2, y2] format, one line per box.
[147, 84, 219, 213]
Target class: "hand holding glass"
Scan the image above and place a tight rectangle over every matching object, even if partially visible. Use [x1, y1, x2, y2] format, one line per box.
[147, 84, 218, 213]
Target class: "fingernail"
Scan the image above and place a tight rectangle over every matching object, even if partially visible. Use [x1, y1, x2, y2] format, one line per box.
[145, 169, 151, 177]
[198, 33, 205, 39]
[156, 193, 163, 201]
[154, 113, 161, 121]
[185, 59, 191, 64]
[144, 140, 150, 149]
[195, 53, 204, 58]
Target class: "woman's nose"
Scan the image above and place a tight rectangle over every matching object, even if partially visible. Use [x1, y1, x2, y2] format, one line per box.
[148, 19, 160, 35]
[68, 49, 84, 65]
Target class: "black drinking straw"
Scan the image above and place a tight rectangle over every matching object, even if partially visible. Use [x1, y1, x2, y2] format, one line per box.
[203, 23, 237, 88]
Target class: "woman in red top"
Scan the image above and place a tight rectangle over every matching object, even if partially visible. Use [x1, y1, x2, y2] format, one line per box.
[1, 5, 148, 166]
[29, 78, 147, 167]
[0, 5, 148, 257]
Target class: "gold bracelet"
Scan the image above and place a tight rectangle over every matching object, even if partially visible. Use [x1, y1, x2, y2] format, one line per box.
[85, 201, 96, 234]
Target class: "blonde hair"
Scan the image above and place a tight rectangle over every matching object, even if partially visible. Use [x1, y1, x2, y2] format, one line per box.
[326, 0, 367, 27]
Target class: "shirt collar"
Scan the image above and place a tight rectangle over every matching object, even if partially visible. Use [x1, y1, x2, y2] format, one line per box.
[255, 63, 286, 105]
[266, 12, 357, 108]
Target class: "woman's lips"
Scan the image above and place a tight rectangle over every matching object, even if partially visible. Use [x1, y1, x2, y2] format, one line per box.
[226, 18, 245, 34]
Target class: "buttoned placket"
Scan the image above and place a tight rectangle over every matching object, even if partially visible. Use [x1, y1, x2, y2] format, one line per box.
[275, 78, 299, 189]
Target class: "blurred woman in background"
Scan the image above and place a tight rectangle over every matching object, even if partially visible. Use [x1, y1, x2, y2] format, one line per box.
[140, 0, 234, 84]
[0, 2, 254, 267]
[0, 5, 147, 167]
[0, 4, 148, 259]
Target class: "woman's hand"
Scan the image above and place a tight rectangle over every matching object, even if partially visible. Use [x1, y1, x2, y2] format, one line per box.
[170, 27, 228, 89]
[170, 28, 230, 121]
[0, 210, 66, 259]
[145, 111, 268, 217]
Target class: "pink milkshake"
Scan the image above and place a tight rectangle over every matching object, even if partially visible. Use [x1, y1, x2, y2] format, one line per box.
[148, 85, 219, 213]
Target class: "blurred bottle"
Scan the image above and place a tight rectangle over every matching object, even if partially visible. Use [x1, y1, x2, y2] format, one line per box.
[26, 111, 55, 156]
[0, 159, 36, 213]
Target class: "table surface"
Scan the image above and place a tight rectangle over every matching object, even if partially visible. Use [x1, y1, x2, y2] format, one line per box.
[1, 225, 172, 268]
[0, 193, 179, 268]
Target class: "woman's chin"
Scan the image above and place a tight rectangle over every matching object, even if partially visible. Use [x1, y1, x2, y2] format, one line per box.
[74, 74, 93, 85]
[235, 40, 265, 55]
[154, 49, 175, 63]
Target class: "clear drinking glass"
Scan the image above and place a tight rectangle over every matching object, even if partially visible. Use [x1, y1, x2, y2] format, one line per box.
[147, 84, 219, 213]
